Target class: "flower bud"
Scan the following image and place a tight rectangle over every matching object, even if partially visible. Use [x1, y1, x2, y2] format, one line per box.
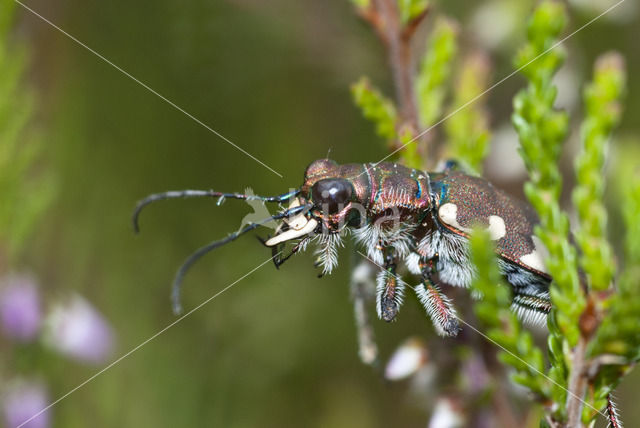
[0, 274, 42, 342]
[44, 295, 114, 364]
[2, 379, 50, 428]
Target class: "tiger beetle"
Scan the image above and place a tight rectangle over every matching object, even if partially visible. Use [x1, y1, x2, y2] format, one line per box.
[134, 158, 628, 427]
[133, 158, 552, 336]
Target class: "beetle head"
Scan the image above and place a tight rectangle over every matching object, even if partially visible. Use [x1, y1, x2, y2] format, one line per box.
[264, 159, 365, 247]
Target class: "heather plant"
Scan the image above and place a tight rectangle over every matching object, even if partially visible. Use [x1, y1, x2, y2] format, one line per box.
[1, 0, 635, 426]
[350, 0, 490, 172]
[510, 3, 632, 425]
[349, 0, 636, 426]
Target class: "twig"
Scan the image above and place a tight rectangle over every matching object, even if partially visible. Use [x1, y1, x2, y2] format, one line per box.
[491, 382, 521, 428]
[476, 316, 522, 428]
[566, 336, 589, 427]
[371, 0, 424, 147]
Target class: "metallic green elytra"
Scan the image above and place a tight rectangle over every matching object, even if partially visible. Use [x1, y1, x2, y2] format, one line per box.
[133, 159, 551, 336]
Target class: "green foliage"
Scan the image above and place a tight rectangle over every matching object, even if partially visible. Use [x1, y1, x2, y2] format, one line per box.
[398, 126, 422, 169]
[0, 4, 54, 262]
[581, 170, 640, 421]
[515, 1, 566, 85]
[350, 77, 398, 142]
[469, 229, 548, 398]
[0, 2, 16, 38]
[398, 0, 429, 25]
[573, 53, 626, 291]
[512, 1, 634, 425]
[416, 18, 457, 127]
[512, 0, 573, 419]
[350, 0, 370, 9]
[350, 10, 495, 175]
[573, 53, 630, 426]
[512, 2, 583, 357]
[444, 53, 491, 174]
[622, 173, 640, 271]
[590, 172, 640, 360]
[350, 1, 636, 425]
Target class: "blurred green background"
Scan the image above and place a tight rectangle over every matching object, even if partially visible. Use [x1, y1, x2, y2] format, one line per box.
[4, 0, 639, 426]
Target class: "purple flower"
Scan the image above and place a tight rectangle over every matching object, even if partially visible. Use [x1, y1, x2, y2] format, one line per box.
[44, 295, 115, 364]
[0, 274, 42, 342]
[2, 379, 50, 428]
[462, 355, 490, 395]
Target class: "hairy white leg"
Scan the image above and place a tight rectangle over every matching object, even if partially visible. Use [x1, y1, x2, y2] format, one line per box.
[607, 394, 623, 428]
[350, 260, 378, 366]
[414, 281, 460, 337]
[376, 268, 407, 322]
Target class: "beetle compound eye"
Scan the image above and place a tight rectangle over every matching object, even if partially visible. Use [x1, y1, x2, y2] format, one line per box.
[311, 178, 353, 214]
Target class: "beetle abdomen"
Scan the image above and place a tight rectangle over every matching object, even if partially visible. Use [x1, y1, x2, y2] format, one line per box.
[432, 172, 551, 279]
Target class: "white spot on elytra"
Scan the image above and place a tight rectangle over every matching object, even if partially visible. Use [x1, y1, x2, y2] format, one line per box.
[487, 215, 506, 240]
[520, 236, 550, 274]
[438, 203, 473, 233]
[439, 203, 505, 240]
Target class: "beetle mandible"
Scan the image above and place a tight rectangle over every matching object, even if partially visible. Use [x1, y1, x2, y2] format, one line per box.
[133, 159, 552, 336]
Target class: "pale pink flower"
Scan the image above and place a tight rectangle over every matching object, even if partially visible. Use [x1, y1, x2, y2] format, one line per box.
[384, 337, 429, 380]
[44, 294, 114, 364]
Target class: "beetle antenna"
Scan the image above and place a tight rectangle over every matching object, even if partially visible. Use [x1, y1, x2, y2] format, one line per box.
[170, 203, 310, 315]
[132, 189, 299, 233]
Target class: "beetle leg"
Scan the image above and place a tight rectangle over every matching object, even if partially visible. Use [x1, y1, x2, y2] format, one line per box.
[350, 259, 379, 366]
[376, 247, 406, 322]
[511, 293, 551, 326]
[606, 394, 622, 428]
[258, 236, 308, 269]
[415, 258, 461, 337]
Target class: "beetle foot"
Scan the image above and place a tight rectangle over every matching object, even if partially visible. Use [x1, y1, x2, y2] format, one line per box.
[380, 296, 398, 322]
[442, 318, 461, 337]
[375, 269, 406, 322]
[415, 282, 460, 337]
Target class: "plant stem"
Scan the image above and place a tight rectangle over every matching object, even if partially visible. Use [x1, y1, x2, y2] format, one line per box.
[373, 0, 421, 138]
[566, 336, 588, 427]
[479, 333, 522, 428]
[491, 383, 521, 428]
